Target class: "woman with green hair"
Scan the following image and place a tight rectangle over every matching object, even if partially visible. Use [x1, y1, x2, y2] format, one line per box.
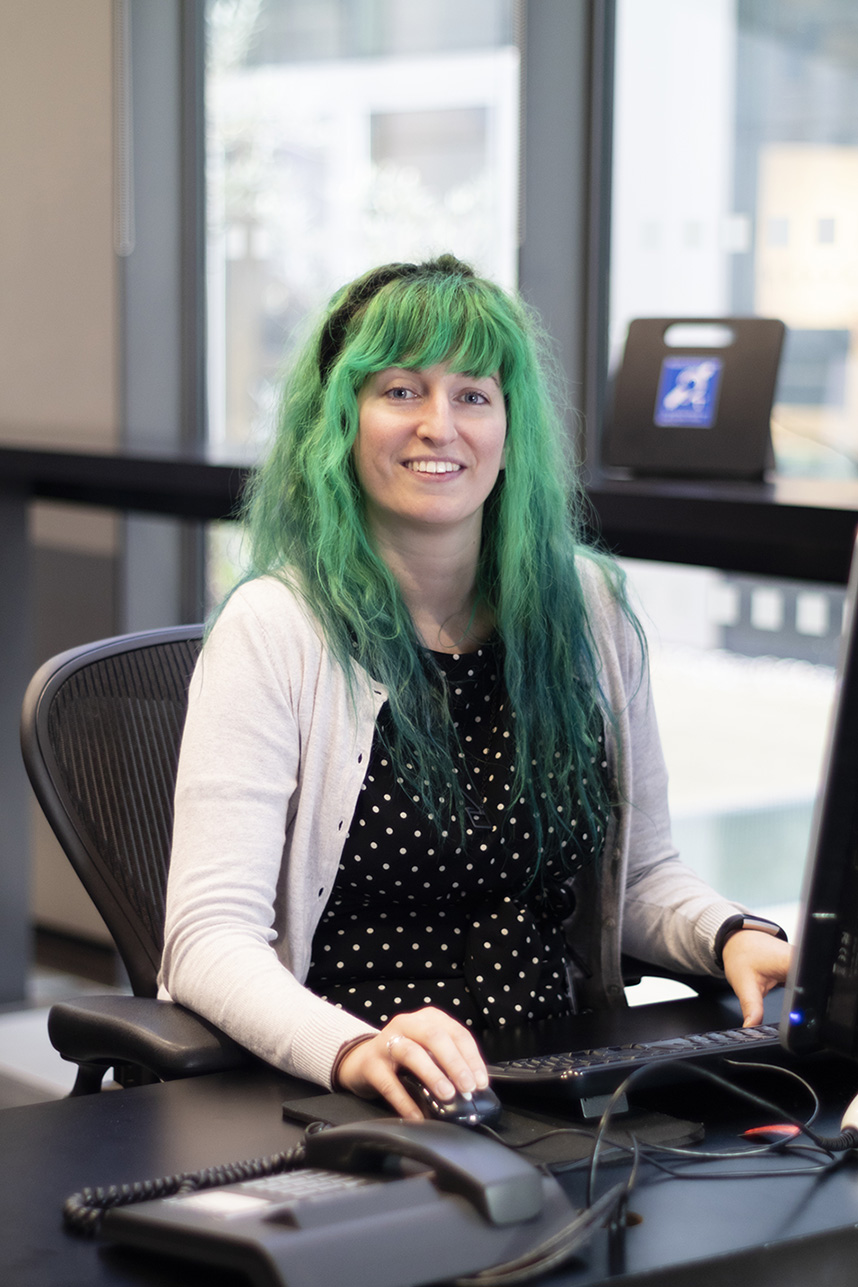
[160, 254, 790, 1118]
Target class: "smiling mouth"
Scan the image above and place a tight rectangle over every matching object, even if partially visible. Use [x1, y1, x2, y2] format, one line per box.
[404, 460, 463, 474]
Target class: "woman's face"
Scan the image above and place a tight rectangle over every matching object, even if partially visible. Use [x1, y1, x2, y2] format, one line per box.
[353, 360, 507, 545]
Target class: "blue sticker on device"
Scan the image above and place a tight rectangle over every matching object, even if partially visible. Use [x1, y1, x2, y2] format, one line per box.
[654, 355, 724, 428]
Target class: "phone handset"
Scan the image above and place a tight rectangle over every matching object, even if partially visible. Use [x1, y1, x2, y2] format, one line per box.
[302, 1118, 543, 1226]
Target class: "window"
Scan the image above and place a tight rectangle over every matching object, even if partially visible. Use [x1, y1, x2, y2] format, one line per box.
[205, 0, 519, 455]
[611, 0, 858, 480]
[609, 0, 858, 926]
[622, 558, 839, 930]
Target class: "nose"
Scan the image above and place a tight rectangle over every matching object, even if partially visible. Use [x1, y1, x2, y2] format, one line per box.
[417, 390, 457, 444]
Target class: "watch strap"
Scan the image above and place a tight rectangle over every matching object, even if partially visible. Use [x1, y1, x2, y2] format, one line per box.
[714, 914, 787, 970]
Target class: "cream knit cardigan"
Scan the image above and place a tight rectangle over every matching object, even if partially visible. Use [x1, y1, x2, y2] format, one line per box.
[160, 560, 742, 1088]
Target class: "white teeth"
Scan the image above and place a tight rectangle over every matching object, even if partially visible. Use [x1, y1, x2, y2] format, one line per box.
[406, 460, 462, 474]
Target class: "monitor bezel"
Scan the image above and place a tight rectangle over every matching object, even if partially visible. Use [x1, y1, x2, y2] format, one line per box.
[780, 528, 858, 1058]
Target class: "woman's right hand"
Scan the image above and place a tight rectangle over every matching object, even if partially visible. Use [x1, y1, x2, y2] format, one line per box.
[335, 1006, 490, 1120]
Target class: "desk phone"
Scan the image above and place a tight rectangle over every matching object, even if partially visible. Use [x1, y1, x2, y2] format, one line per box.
[96, 1118, 604, 1287]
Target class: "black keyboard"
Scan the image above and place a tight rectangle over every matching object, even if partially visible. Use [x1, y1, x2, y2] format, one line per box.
[487, 1023, 781, 1099]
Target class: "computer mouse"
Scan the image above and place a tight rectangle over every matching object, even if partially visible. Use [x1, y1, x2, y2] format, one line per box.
[398, 1069, 502, 1128]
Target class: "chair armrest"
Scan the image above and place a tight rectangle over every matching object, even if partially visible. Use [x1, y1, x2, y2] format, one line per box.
[48, 995, 254, 1083]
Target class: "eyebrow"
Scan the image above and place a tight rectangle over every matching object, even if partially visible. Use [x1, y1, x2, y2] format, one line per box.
[381, 367, 501, 387]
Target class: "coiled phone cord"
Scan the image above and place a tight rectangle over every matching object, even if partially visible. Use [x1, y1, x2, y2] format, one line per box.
[63, 1141, 309, 1238]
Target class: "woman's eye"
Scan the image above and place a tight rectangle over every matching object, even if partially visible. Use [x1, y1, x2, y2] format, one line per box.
[386, 386, 415, 400]
[461, 389, 489, 404]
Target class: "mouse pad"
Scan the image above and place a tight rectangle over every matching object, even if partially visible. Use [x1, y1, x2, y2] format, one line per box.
[281, 1093, 702, 1168]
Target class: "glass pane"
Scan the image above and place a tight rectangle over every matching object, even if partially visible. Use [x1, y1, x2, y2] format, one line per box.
[205, 0, 520, 455]
[611, 0, 858, 479]
[620, 558, 840, 934]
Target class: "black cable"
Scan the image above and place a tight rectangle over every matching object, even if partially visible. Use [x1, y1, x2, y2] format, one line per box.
[477, 1121, 599, 1152]
[721, 1058, 822, 1126]
[452, 1181, 627, 1287]
[670, 1062, 857, 1153]
[469, 1069, 850, 1284]
[63, 1142, 308, 1238]
[639, 1154, 842, 1182]
[484, 1060, 823, 1170]
[586, 1058, 858, 1206]
[482, 1060, 837, 1186]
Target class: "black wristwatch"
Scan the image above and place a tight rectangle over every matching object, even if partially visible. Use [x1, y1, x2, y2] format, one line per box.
[713, 914, 787, 970]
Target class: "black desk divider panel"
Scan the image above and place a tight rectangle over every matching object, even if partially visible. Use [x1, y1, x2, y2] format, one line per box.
[604, 317, 785, 480]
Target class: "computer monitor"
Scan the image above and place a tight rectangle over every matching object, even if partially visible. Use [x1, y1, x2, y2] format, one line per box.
[780, 529, 858, 1060]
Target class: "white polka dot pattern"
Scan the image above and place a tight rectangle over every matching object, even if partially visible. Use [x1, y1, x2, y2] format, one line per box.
[307, 641, 607, 1030]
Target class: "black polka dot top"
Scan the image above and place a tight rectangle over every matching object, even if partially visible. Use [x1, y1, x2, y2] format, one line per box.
[306, 640, 608, 1032]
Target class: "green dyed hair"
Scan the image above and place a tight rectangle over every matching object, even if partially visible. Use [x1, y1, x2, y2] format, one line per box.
[240, 254, 633, 872]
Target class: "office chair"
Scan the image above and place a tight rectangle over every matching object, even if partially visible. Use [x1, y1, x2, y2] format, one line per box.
[21, 627, 725, 1097]
[20, 626, 253, 1094]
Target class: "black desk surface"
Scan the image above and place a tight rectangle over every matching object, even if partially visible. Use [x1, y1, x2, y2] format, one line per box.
[4, 999, 858, 1287]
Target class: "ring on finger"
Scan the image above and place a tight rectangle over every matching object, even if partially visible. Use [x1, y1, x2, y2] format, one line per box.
[386, 1034, 405, 1057]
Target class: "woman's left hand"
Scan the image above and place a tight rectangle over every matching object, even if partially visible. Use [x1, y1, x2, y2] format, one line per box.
[721, 930, 793, 1027]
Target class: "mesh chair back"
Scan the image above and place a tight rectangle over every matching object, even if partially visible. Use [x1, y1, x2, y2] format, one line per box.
[21, 627, 203, 997]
